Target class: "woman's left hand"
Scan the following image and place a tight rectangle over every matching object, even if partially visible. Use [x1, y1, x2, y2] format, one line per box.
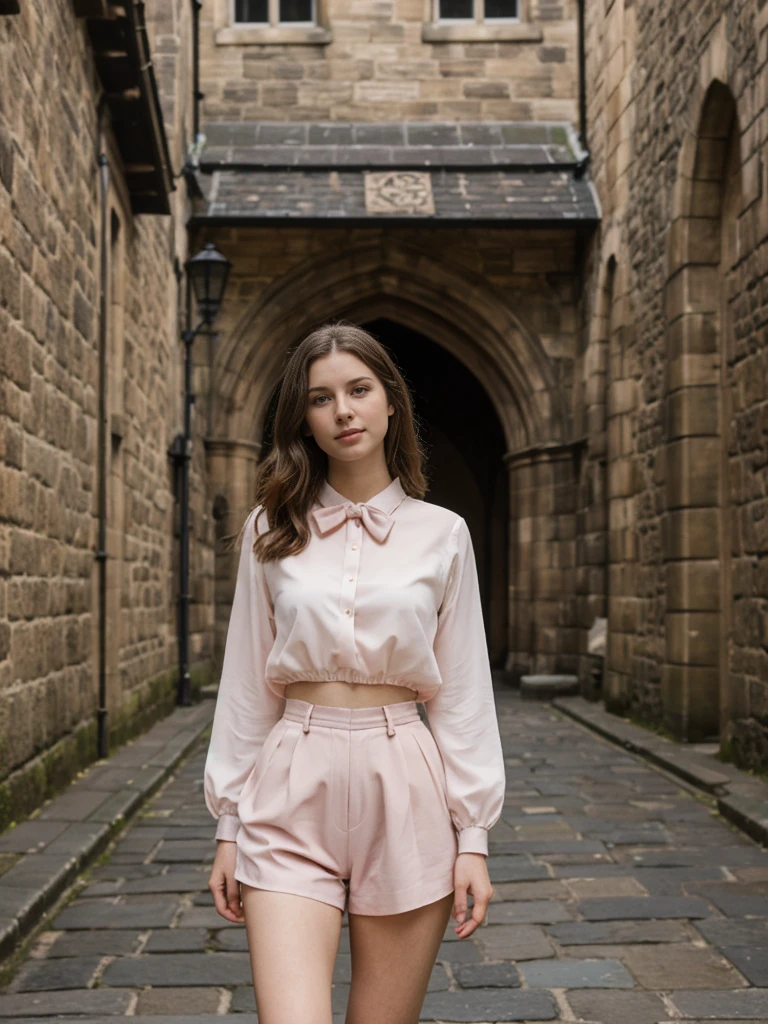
[452, 852, 493, 938]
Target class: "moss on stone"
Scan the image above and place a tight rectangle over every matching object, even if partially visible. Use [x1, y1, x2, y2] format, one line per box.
[0, 660, 212, 834]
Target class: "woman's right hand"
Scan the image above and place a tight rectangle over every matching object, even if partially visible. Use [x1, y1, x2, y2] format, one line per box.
[208, 840, 245, 923]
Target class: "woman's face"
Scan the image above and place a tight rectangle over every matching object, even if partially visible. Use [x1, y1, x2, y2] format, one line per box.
[304, 350, 394, 466]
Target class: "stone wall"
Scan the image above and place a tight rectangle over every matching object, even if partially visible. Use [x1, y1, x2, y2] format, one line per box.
[0, 0, 209, 827]
[199, 0, 579, 122]
[579, 0, 768, 765]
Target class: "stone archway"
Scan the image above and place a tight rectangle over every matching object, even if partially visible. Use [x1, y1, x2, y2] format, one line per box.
[662, 76, 743, 742]
[206, 236, 575, 680]
[212, 238, 568, 452]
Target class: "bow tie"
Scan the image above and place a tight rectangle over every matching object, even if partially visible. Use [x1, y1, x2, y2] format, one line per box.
[312, 501, 395, 543]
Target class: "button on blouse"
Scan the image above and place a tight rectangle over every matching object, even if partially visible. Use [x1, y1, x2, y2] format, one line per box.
[203, 475, 506, 857]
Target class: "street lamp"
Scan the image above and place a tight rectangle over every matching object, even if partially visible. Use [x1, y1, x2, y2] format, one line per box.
[171, 242, 232, 706]
[187, 241, 232, 325]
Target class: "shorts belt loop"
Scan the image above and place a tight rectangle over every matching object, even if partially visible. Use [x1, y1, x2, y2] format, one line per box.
[302, 704, 313, 733]
[383, 705, 395, 737]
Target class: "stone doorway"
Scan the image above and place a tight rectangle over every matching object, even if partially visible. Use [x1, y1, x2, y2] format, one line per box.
[362, 317, 509, 669]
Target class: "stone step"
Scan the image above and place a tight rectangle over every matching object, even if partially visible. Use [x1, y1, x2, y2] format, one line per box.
[520, 674, 580, 700]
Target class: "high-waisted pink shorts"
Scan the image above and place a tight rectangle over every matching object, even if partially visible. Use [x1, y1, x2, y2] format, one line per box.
[234, 697, 458, 916]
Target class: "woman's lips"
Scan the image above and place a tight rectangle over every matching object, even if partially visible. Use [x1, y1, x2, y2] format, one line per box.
[337, 429, 364, 441]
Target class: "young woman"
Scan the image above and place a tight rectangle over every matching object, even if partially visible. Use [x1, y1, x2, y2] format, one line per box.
[204, 322, 506, 1024]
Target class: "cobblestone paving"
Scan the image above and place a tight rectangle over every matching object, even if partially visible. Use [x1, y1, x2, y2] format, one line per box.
[2, 690, 768, 1023]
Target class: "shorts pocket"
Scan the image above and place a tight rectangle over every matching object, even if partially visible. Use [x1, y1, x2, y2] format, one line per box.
[410, 723, 450, 811]
[239, 718, 288, 806]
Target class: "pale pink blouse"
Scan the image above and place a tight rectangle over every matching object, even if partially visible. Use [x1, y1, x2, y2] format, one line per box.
[203, 475, 506, 856]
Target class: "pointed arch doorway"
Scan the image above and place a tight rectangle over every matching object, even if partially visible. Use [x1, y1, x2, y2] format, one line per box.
[362, 317, 509, 668]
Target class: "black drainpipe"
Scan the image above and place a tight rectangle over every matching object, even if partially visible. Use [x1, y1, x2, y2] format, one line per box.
[574, 0, 591, 179]
[96, 102, 110, 759]
[192, 0, 203, 141]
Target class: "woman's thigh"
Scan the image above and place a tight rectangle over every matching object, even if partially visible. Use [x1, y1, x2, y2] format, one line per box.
[241, 884, 344, 1024]
[345, 890, 455, 1024]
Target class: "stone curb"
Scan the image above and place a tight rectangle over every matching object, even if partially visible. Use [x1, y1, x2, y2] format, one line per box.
[551, 695, 768, 847]
[0, 701, 215, 964]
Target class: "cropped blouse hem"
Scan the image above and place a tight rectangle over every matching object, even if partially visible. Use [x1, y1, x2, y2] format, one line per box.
[457, 825, 490, 857]
[267, 670, 429, 699]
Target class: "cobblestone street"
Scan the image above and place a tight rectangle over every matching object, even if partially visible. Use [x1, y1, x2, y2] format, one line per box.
[2, 689, 767, 1024]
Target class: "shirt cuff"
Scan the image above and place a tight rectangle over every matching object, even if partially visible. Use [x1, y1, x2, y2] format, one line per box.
[457, 825, 489, 856]
[215, 813, 241, 842]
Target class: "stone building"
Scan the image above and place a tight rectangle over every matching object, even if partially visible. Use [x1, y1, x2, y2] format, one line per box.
[580, 1, 768, 767]
[0, 0, 203, 827]
[1, 0, 767, 830]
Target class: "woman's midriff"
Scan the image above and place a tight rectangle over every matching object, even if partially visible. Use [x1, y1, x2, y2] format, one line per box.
[283, 680, 418, 708]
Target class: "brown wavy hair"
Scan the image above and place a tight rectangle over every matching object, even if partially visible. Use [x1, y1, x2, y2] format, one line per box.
[236, 321, 429, 562]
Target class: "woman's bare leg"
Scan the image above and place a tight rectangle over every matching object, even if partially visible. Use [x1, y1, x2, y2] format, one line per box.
[345, 891, 454, 1024]
[241, 884, 344, 1024]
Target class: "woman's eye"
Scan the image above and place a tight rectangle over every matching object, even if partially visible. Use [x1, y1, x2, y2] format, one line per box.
[312, 387, 368, 405]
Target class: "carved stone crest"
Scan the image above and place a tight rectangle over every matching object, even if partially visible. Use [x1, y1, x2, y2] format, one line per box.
[364, 171, 435, 216]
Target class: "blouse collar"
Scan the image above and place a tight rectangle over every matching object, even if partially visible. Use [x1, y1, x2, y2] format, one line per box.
[317, 475, 407, 515]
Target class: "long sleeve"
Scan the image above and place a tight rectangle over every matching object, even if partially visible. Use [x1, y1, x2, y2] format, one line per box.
[203, 505, 285, 841]
[425, 516, 506, 857]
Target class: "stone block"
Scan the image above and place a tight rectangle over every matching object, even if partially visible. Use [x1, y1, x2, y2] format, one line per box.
[135, 987, 223, 1015]
[520, 674, 579, 699]
[665, 612, 720, 667]
[687, 880, 768, 918]
[420, 987, 557, 1022]
[100, 951, 253, 987]
[47, 930, 142, 958]
[666, 384, 720, 440]
[694, 917, 768, 947]
[667, 264, 721, 319]
[0, 820, 69, 853]
[486, 857, 551, 882]
[666, 350, 721, 391]
[665, 437, 721, 508]
[668, 215, 721, 270]
[663, 663, 724, 737]
[669, 988, 768, 1019]
[548, 919, 690, 944]
[37, 788, 112, 823]
[0, 988, 133, 1016]
[565, 989, 672, 1024]
[152, 840, 216, 863]
[452, 961, 521, 988]
[143, 928, 208, 953]
[9, 957, 102, 993]
[718, 945, 768, 986]
[667, 312, 719, 359]
[620, 942, 748, 989]
[473, 923, 554, 960]
[486, 899, 573, 924]
[577, 895, 713, 920]
[82, 870, 210, 897]
[520, 956, 634, 988]
[663, 508, 720, 560]
[51, 898, 178, 931]
[665, 559, 720, 610]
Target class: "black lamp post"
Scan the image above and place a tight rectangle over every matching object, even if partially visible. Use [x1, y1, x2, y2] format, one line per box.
[171, 242, 232, 706]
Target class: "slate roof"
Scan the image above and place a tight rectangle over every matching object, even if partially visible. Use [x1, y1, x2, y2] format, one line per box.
[191, 120, 601, 226]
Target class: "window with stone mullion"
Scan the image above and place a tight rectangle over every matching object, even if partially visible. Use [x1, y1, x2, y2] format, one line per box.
[437, 0, 518, 20]
[234, 0, 314, 24]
